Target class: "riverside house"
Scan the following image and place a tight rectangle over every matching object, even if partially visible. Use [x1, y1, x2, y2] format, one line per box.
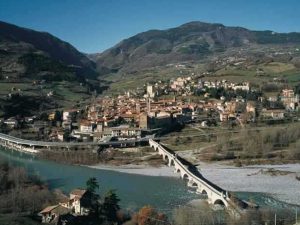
[40, 189, 93, 224]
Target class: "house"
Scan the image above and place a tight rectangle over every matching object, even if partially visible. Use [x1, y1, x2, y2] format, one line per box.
[79, 120, 93, 133]
[111, 125, 141, 139]
[62, 121, 72, 130]
[139, 112, 172, 130]
[69, 189, 92, 215]
[4, 117, 18, 128]
[246, 102, 256, 114]
[220, 112, 230, 122]
[260, 109, 285, 120]
[57, 131, 65, 141]
[120, 114, 137, 123]
[24, 116, 35, 124]
[63, 110, 77, 121]
[282, 89, 295, 97]
[40, 189, 93, 224]
[48, 112, 56, 121]
[146, 85, 155, 98]
[232, 82, 250, 92]
[40, 204, 71, 224]
[280, 89, 299, 111]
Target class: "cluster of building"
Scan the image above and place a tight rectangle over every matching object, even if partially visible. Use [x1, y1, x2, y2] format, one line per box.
[40, 189, 93, 224]
[1, 72, 299, 142]
[72, 95, 194, 142]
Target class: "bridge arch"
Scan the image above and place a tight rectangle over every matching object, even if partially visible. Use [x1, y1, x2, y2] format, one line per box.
[214, 199, 225, 207]
[148, 139, 231, 209]
[170, 159, 175, 166]
[191, 182, 198, 188]
[182, 173, 189, 180]
[202, 189, 208, 195]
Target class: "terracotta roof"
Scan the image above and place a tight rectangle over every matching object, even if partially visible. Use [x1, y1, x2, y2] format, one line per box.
[70, 188, 87, 197]
[80, 120, 92, 126]
[40, 205, 59, 214]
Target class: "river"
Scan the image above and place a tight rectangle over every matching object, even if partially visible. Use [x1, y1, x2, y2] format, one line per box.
[0, 147, 298, 213]
[0, 147, 199, 213]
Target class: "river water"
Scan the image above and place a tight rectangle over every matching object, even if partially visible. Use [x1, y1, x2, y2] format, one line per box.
[0, 147, 199, 212]
[0, 147, 298, 213]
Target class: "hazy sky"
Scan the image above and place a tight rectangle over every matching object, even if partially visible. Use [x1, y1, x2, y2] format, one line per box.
[0, 0, 299, 53]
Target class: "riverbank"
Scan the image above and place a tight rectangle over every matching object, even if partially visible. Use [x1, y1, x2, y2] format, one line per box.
[198, 162, 300, 206]
[88, 161, 300, 206]
[88, 163, 178, 177]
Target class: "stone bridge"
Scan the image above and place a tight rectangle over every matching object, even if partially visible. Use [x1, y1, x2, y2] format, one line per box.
[149, 139, 231, 207]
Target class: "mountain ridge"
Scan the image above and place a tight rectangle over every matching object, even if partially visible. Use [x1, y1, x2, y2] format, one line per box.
[93, 21, 300, 75]
[0, 20, 96, 79]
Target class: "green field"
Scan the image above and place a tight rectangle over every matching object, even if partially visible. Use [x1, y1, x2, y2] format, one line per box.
[0, 80, 92, 116]
[102, 60, 300, 96]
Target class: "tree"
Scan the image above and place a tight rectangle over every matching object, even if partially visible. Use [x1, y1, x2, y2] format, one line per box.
[173, 202, 223, 225]
[0, 68, 3, 80]
[39, 112, 49, 121]
[86, 177, 99, 194]
[54, 110, 62, 122]
[133, 205, 167, 225]
[101, 190, 120, 222]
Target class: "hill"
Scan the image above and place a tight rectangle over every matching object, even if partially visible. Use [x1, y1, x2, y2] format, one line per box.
[0, 21, 103, 117]
[0, 20, 98, 79]
[94, 21, 300, 75]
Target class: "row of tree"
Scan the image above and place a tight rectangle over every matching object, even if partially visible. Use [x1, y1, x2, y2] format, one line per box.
[214, 124, 300, 162]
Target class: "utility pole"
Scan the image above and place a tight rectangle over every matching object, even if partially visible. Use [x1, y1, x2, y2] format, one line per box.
[296, 208, 298, 224]
[274, 213, 276, 225]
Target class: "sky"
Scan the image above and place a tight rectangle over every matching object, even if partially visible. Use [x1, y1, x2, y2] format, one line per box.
[0, 0, 299, 53]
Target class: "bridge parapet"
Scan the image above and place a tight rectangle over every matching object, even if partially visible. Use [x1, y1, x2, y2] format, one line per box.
[149, 139, 230, 207]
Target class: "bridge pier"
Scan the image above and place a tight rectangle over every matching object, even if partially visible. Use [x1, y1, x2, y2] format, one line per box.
[148, 139, 233, 210]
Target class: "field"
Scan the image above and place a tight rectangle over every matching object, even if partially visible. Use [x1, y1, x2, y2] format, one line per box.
[101, 63, 207, 95]
[158, 121, 300, 167]
[102, 59, 300, 96]
[0, 81, 92, 116]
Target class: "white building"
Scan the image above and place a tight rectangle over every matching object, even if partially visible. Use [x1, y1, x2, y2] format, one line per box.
[146, 85, 155, 98]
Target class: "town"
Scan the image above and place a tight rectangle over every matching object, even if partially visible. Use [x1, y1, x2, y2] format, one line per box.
[1, 73, 299, 145]
[1, 2, 300, 224]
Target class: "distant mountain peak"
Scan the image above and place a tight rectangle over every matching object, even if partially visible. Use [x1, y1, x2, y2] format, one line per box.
[93, 21, 300, 75]
[0, 20, 96, 74]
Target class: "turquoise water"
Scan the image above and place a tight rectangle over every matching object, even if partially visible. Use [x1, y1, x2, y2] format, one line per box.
[0, 147, 298, 212]
[0, 148, 198, 212]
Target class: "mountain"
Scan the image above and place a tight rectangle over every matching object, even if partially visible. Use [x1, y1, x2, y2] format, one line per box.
[0, 20, 97, 80]
[0, 21, 102, 117]
[94, 21, 300, 75]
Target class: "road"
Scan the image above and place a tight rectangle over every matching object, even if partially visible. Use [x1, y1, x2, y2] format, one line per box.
[0, 132, 151, 148]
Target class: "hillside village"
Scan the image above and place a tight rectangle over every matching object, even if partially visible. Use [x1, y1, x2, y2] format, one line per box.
[1, 3, 300, 225]
[0, 71, 299, 144]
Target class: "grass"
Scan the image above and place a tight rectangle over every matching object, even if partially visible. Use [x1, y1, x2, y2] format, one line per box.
[0, 82, 36, 94]
[102, 63, 207, 95]
[102, 59, 300, 96]
[161, 126, 217, 151]
[0, 80, 92, 115]
[280, 71, 300, 83]
[205, 63, 300, 88]
[162, 137, 212, 151]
